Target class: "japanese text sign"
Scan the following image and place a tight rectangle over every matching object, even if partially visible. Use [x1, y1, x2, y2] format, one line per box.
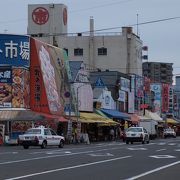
[0, 34, 29, 67]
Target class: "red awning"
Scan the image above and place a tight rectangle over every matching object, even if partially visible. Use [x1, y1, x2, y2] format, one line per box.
[34, 112, 68, 122]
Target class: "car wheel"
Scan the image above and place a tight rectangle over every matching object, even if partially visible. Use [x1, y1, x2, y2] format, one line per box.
[59, 140, 64, 148]
[142, 140, 145, 144]
[23, 145, 29, 149]
[131, 141, 133, 144]
[41, 141, 47, 149]
[126, 141, 129, 144]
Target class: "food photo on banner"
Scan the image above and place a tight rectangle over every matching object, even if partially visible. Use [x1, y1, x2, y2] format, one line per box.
[12, 68, 30, 108]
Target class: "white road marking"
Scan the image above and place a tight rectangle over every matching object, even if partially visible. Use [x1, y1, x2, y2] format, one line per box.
[65, 151, 72, 154]
[156, 149, 166, 152]
[168, 143, 176, 146]
[5, 156, 131, 180]
[46, 151, 72, 155]
[0, 151, 93, 165]
[89, 153, 114, 157]
[175, 149, 180, 152]
[126, 160, 180, 180]
[158, 142, 166, 145]
[127, 147, 147, 151]
[0, 145, 131, 166]
[0, 152, 18, 155]
[149, 155, 176, 159]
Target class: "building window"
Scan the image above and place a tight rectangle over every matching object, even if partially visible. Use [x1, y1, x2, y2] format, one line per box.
[74, 48, 83, 56]
[98, 47, 107, 55]
[63, 48, 68, 56]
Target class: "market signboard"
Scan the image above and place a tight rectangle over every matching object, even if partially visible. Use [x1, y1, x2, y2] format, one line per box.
[0, 34, 30, 67]
[0, 34, 30, 109]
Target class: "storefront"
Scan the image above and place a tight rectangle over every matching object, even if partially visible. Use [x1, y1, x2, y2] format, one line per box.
[70, 112, 118, 142]
[0, 35, 70, 144]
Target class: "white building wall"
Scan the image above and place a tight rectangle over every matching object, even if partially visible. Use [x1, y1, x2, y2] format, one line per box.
[57, 33, 142, 75]
[28, 3, 143, 76]
[28, 4, 67, 44]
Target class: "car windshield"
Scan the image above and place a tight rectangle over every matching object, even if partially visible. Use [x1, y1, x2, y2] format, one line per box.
[25, 129, 41, 134]
[126, 128, 142, 132]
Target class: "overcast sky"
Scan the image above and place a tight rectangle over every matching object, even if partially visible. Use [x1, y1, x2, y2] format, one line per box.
[0, 0, 180, 79]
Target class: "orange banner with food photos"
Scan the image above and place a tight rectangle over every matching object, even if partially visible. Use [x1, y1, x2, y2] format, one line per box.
[30, 38, 50, 114]
[30, 38, 67, 115]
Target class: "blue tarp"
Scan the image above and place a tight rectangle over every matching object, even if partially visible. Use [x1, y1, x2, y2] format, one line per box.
[100, 108, 130, 120]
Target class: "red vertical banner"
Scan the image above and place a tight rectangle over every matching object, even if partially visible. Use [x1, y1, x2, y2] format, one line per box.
[30, 38, 50, 113]
[161, 83, 169, 113]
[30, 38, 67, 116]
[174, 93, 178, 110]
[144, 77, 150, 92]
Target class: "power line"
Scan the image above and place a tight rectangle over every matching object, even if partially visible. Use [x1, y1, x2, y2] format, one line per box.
[80, 16, 180, 33]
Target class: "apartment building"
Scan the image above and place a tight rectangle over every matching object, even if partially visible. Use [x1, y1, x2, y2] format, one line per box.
[143, 62, 173, 85]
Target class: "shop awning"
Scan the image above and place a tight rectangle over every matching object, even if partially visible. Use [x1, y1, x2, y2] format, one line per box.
[100, 108, 130, 120]
[165, 118, 178, 124]
[0, 109, 44, 121]
[71, 112, 118, 125]
[145, 110, 163, 122]
[38, 112, 68, 122]
[94, 109, 119, 126]
[0, 109, 67, 122]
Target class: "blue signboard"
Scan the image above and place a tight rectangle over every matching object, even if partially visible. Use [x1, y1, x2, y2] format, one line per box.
[0, 34, 30, 67]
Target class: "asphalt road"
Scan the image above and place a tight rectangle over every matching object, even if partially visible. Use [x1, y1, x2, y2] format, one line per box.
[0, 138, 180, 180]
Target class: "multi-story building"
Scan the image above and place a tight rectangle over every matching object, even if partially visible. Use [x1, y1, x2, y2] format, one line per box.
[28, 3, 143, 76]
[175, 76, 180, 118]
[143, 62, 173, 85]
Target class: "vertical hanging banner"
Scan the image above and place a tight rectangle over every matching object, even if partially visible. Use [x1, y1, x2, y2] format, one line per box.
[30, 38, 69, 115]
[150, 83, 161, 115]
[161, 83, 169, 113]
[30, 38, 50, 114]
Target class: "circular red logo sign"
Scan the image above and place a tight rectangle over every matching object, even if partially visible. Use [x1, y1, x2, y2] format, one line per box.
[32, 7, 49, 25]
[63, 8, 67, 26]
